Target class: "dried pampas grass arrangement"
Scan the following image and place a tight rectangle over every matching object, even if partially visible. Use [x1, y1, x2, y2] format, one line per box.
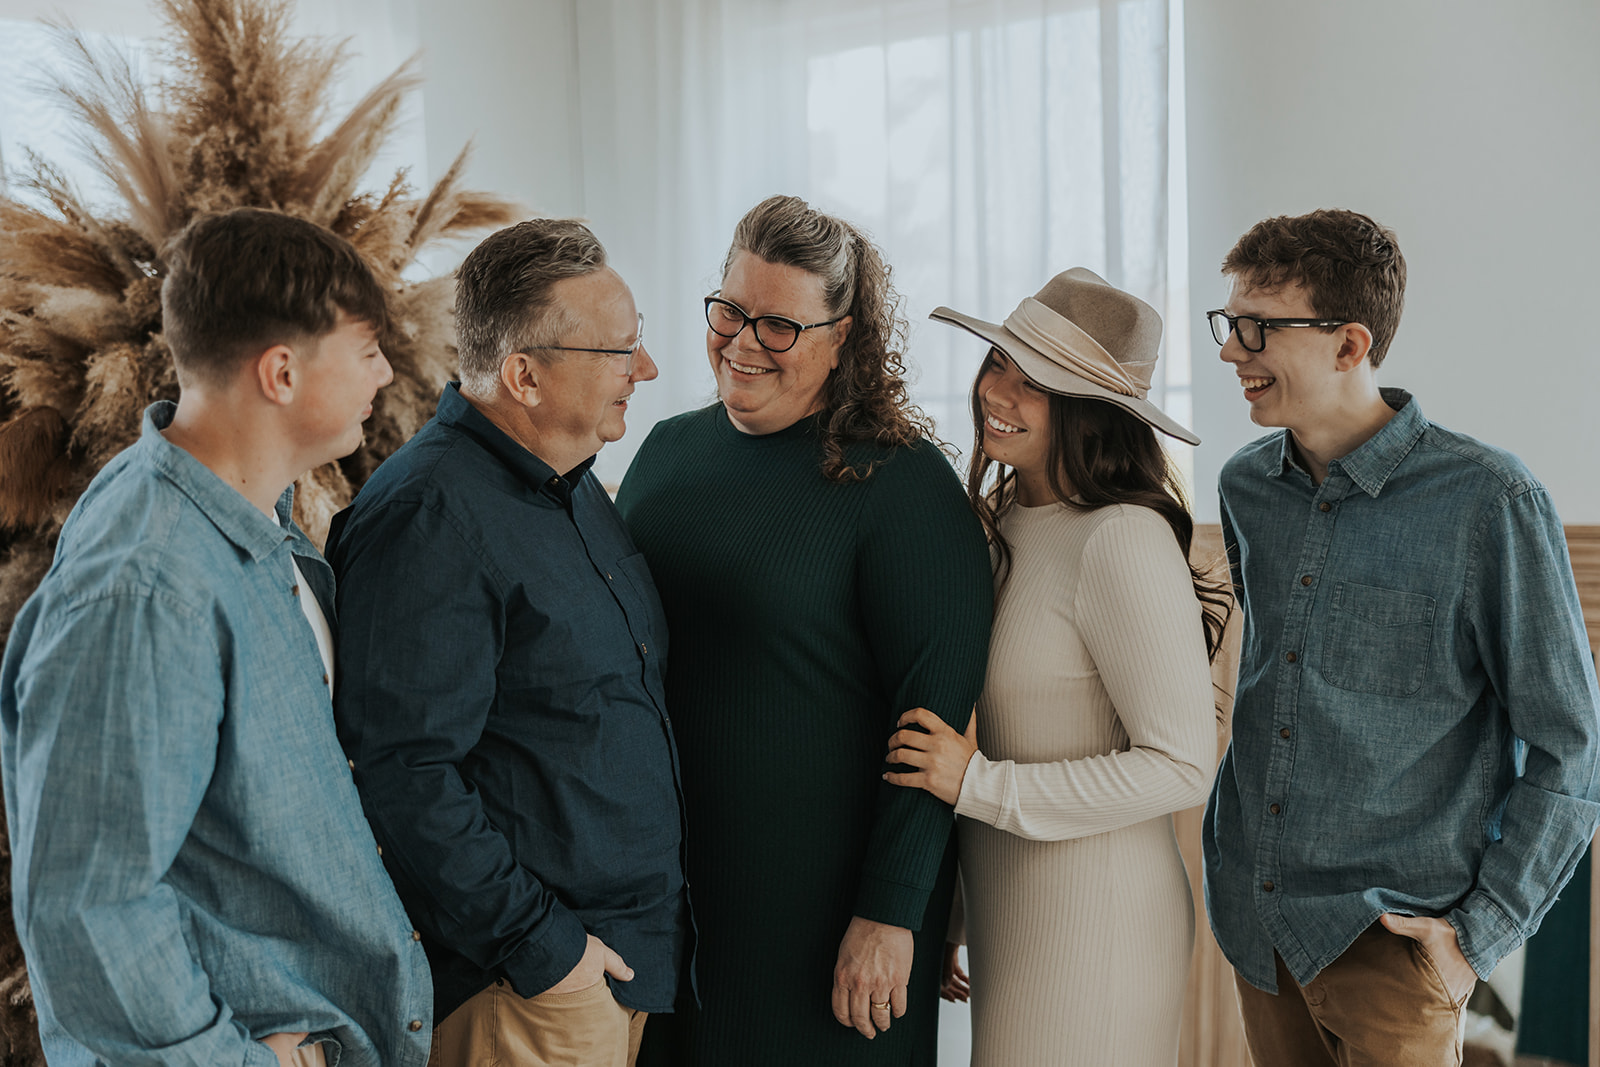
[0, 0, 519, 1058]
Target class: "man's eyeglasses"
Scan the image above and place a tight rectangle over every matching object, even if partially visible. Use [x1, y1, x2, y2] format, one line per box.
[704, 294, 845, 354]
[1206, 310, 1350, 353]
[524, 313, 645, 373]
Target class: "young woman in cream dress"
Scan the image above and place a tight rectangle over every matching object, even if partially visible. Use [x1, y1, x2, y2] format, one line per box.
[886, 269, 1230, 1066]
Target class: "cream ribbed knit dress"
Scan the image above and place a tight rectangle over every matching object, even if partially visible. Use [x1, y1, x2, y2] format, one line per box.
[954, 500, 1216, 1067]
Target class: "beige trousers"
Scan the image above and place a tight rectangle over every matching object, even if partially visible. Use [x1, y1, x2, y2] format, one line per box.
[1234, 924, 1471, 1067]
[429, 978, 647, 1067]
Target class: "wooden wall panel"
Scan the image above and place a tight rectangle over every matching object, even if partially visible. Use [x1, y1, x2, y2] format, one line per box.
[1570, 527, 1600, 1067]
[1568, 527, 1600, 653]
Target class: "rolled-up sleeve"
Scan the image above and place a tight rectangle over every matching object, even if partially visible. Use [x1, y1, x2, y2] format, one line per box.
[1451, 484, 1600, 975]
[6, 593, 278, 1067]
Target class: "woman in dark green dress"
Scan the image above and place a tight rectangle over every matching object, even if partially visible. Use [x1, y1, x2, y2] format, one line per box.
[617, 195, 991, 1065]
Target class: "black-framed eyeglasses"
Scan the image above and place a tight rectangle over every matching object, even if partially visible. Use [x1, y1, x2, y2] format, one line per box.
[704, 294, 845, 354]
[1206, 309, 1350, 353]
[524, 312, 645, 373]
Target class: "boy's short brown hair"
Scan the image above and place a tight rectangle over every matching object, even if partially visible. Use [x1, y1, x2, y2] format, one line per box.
[161, 208, 387, 384]
[1223, 209, 1407, 367]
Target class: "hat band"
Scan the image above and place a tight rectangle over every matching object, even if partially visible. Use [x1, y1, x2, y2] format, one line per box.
[1003, 297, 1146, 399]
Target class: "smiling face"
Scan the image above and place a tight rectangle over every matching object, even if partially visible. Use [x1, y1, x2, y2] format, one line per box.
[528, 267, 657, 468]
[709, 252, 849, 436]
[1219, 278, 1350, 435]
[976, 348, 1059, 506]
[293, 310, 393, 463]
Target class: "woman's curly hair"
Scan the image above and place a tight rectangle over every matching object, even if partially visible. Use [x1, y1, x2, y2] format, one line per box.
[724, 195, 935, 482]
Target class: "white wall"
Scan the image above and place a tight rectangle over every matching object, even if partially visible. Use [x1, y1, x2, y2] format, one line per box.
[414, 0, 582, 217]
[1186, 0, 1600, 522]
[0, 0, 162, 35]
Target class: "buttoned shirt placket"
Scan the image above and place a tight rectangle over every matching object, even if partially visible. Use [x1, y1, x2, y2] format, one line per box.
[548, 468, 696, 919]
[1254, 456, 1352, 978]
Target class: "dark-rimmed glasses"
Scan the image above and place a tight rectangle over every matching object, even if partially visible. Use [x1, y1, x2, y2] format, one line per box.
[524, 312, 645, 373]
[1206, 310, 1350, 353]
[704, 294, 845, 354]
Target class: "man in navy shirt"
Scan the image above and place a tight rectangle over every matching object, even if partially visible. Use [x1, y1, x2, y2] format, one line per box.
[1203, 208, 1600, 1065]
[329, 219, 689, 1067]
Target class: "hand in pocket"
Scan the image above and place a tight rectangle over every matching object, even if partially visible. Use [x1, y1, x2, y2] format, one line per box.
[1380, 913, 1476, 1004]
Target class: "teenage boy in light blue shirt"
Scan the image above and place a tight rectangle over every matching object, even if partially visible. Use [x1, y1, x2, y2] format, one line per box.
[1202, 208, 1600, 1066]
[1, 208, 431, 1067]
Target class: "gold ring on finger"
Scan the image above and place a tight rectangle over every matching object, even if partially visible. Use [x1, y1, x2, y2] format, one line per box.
[871, 1000, 890, 1011]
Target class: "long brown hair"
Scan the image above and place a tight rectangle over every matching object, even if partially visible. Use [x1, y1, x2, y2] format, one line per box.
[725, 195, 934, 481]
[966, 353, 1231, 662]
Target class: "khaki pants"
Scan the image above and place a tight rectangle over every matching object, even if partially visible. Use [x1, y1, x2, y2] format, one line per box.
[1234, 924, 1471, 1067]
[429, 978, 647, 1067]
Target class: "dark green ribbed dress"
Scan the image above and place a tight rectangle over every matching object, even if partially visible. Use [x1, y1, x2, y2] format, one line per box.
[617, 405, 992, 1066]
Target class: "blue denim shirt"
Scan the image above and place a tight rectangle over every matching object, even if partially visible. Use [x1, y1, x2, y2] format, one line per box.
[1, 402, 433, 1067]
[1205, 389, 1600, 992]
[327, 383, 690, 1022]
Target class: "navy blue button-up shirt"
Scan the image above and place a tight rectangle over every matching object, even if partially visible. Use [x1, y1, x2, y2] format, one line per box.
[328, 383, 690, 1021]
[1205, 389, 1600, 992]
[2, 403, 432, 1067]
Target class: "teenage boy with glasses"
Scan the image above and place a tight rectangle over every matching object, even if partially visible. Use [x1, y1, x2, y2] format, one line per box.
[1203, 208, 1600, 1065]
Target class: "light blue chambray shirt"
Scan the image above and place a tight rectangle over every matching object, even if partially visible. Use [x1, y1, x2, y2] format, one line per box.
[1204, 389, 1600, 993]
[1, 403, 432, 1066]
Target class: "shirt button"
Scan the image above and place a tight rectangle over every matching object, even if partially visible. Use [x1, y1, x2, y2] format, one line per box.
[1319, 502, 1332, 513]
[1300, 575, 1312, 586]
[1269, 803, 1282, 815]
[1262, 881, 1276, 892]
[321, 672, 330, 685]
[412, 930, 422, 941]
[607, 573, 613, 580]
[409, 1020, 423, 1032]
[1285, 651, 1298, 663]
[1279, 728, 1291, 739]
[291, 584, 299, 597]
[641, 643, 648, 654]
[376, 845, 383, 856]
[347, 758, 355, 770]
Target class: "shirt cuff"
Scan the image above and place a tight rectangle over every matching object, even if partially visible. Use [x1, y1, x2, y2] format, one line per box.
[853, 873, 934, 931]
[500, 906, 590, 998]
[953, 750, 1010, 827]
[1448, 891, 1522, 978]
[244, 1039, 284, 1067]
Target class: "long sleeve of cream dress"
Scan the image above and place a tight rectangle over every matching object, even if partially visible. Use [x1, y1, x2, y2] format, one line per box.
[953, 501, 1215, 1067]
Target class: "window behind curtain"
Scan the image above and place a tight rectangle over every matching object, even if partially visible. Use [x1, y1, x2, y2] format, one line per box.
[576, 0, 1187, 488]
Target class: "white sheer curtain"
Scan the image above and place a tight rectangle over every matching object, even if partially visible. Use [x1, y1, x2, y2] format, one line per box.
[0, 0, 423, 215]
[1, 0, 1180, 487]
[574, 0, 1177, 485]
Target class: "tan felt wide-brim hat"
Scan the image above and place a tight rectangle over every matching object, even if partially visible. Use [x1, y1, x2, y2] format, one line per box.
[930, 267, 1200, 446]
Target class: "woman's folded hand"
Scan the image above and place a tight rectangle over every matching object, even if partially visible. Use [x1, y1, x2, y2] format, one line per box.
[883, 706, 979, 806]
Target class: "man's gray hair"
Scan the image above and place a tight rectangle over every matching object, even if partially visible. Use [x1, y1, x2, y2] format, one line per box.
[455, 219, 607, 394]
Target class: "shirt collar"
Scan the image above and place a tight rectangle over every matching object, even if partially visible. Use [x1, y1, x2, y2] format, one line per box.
[139, 401, 295, 562]
[1264, 387, 1424, 497]
[434, 382, 596, 502]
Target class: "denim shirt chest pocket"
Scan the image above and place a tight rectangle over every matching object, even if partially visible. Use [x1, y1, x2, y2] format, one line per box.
[1321, 580, 1437, 696]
